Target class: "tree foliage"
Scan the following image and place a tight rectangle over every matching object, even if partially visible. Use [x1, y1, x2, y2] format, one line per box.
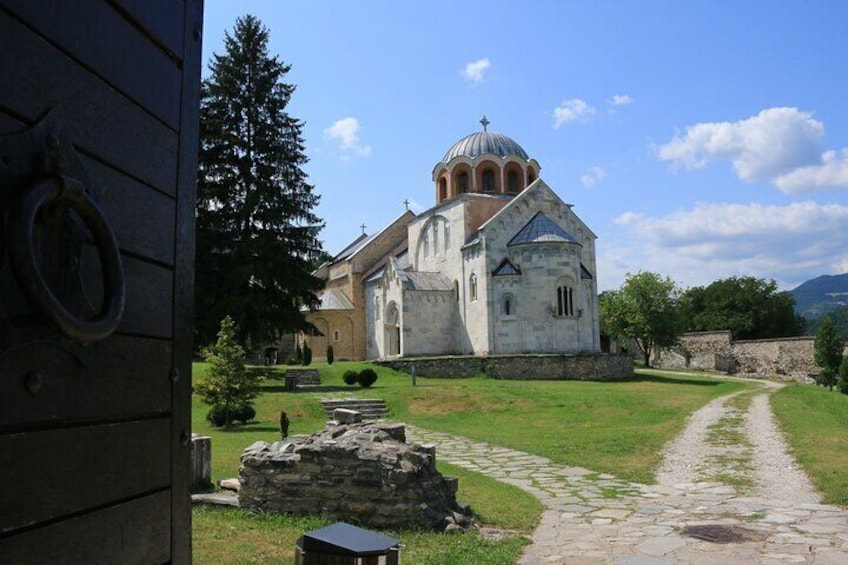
[196, 15, 324, 347]
[682, 276, 805, 340]
[815, 316, 844, 391]
[807, 308, 848, 341]
[599, 272, 685, 367]
[194, 316, 260, 427]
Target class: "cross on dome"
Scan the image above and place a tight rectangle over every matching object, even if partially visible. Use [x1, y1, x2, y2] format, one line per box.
[480, 115, 490, 132]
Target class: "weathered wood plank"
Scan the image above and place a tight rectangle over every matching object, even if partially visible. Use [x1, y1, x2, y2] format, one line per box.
[171, 1, 203, 561]
[0, 418, 171, 533]
[0, 336, 172, 429]
[4, 0, 181, 129]
[79, 249, 175, 339]
[84, 154, 176, 266]
[110, 0, 186, 60]
[0, 491, 171, 565]
[0, 12, 179, 195]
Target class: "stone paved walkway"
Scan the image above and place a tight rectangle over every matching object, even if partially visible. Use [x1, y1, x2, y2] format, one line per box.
[406, 399, 848, 564]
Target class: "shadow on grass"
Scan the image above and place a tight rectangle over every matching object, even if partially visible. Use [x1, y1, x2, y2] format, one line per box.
[213, 424, 280, 434]
[620, 373, 723, 387]
[259, 384, 356, 394]
[247, 367, 286, 379]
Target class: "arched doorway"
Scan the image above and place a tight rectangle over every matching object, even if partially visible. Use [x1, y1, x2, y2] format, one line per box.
[385, 302, 400, 356]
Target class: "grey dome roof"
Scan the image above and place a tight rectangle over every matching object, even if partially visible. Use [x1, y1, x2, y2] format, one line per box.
[443, 131, 529, 162]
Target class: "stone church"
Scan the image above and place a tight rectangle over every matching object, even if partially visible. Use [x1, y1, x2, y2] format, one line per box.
[305, 119, 600, 360]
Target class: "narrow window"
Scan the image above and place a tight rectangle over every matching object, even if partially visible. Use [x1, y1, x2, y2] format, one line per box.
[482, 169, 495, 192]
[439, 178, 447, 201]
[503, 294, 513, 316]
[507, 171, 519, 193]
[444, 224, 450, 250]
[454, 280, 459, 302]
[557, 286, 564, 316]
[333, 329, 341, 342]
[423, 233, 429, 256]
[556, 285, 574, 316]
[375, 296, 381, 320]
[470, 274, 478, 302]
[458, 172, 469, 193]
[433, 224, 439, 254]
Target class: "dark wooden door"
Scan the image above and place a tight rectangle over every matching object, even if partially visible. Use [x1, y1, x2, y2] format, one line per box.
[0, 1, 202, 563]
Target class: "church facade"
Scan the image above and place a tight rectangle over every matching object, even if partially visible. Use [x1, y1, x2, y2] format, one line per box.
[305, 120, 600, 360]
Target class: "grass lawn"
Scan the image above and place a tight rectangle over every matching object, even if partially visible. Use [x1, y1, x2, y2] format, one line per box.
[771, 383, 848, 506]
[191, 361, 752, 563]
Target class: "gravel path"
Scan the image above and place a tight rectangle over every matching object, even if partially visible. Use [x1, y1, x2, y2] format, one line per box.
[657, 380, 820, 503]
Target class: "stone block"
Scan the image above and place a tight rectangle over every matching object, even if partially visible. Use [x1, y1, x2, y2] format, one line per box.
[190, 434, 213, 493]
[333, 408, 362, 424]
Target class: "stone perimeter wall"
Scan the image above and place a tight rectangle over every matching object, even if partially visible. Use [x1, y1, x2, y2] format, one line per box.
[656, 331, 848, 381]
[376, 353, 634, 380]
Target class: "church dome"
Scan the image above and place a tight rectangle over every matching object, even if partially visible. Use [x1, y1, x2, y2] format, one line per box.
[443, 130, 529, 162]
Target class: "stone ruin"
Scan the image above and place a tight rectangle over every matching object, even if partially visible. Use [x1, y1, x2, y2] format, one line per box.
[238, 419, 471, 531]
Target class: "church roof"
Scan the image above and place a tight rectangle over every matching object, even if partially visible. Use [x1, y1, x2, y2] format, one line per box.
[508, 211, 580, 246]
[400, 271, 453, 291]
[492, 258, 521, 276]
[443, 131, 529, 162]
[581, 264, 593, 280]
[305, 289, 355, 311]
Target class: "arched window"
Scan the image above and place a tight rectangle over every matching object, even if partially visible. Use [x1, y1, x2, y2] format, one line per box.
[503, 293, 514, 316]
[528, 169, 537, 184]
[432, 223, 439, 254]
[469, 274, 478, 302]
[507, 171, 519, 193]
[439, 177, 447, 201]
[444, 224, 450, 250]
[458, 172, 469, 193]
[333, 329, 341, 342]
[556, 283, 574, 317]
[482, 169, 495, 192]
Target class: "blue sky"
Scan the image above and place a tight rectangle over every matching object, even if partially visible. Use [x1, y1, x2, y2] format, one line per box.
[202, 1, 848, 291]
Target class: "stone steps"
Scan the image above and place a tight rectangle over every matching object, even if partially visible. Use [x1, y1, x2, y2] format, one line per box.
[320, 399, 387, 420]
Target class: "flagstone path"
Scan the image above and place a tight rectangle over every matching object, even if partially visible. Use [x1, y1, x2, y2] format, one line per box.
[405, 379, 848, 564]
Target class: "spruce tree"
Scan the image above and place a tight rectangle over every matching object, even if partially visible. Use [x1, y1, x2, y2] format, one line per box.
[196, 14, 324, 347]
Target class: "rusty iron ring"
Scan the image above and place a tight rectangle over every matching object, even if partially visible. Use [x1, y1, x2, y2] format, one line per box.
[7, 176, 125, 342]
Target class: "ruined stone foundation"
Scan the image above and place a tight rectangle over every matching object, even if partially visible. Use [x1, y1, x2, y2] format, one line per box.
[238, 422, 467, 530]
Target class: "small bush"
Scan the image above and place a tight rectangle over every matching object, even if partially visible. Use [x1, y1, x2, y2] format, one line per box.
[357, 368, 378, 388]
[302, 343, 312, 366]
[343, 370, 359, 386]
[327, 344, 334, 365]
[232, 404, 256, 424]
[206, 406, 228, 427]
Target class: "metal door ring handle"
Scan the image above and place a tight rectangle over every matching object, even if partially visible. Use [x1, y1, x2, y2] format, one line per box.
[8, 177, 125, 342]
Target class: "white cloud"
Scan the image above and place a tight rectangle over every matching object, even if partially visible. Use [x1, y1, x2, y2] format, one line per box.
[774, 148, 848, 194]
[552, 98, 596, 129]
[581, 166, 606, 188]
[462, 58, 491, 83]
[599, 201, 848, 290]
[610, 94, 633, 106]
[324, 117, 372, 158]
[657, 107, 824, 182]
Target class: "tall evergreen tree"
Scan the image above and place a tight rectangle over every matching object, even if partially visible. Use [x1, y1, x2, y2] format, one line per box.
[814, 316, 843, 391]
[196, 15, 324, 347]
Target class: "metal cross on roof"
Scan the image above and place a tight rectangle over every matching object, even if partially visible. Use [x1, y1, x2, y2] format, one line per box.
[403, 198, 410, 211]
[360, 223, 366, 234]
[480, 115, 490, 132]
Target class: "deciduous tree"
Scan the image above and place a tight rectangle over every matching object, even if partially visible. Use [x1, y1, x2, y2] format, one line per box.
[196, 14, 324, 347]
[600, 272, 685, 367]
[815, 316, 843, 391]
[682, 277, 805, 340]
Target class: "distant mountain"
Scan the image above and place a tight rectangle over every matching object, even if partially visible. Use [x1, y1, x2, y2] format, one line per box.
[790, 273, 848, 319]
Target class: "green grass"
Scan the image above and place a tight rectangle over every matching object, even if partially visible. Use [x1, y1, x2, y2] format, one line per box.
[771, 384, 848, 506]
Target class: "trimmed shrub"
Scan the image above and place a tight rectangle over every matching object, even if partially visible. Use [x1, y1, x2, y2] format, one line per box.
[327, 344, 334, 365]
[232, 404, 256, 424]
[302, 343, 312, 366]
[357, 368, 378, 388]
[343, 370, 359, 386]
[206, 406, 228, 427]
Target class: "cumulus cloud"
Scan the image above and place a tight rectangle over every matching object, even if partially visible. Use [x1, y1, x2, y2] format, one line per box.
[598, 201, 848, 290]
[324, 117, 372, 158]
[657, 107, 824, 182]
[581, 166, 606, 188]
[774, 148, 848, 194]
[462, 58, 491, 83]
[552, 98, 596, 129]
[610, 94, 633, 106]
